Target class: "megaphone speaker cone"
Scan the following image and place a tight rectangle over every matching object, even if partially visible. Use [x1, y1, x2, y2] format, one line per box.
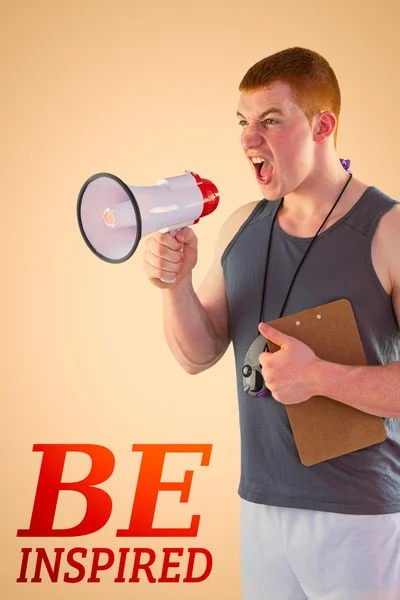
[77, 173, 142, 263]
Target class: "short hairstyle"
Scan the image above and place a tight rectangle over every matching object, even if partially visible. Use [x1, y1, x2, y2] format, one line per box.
[239, 47, 341, 147]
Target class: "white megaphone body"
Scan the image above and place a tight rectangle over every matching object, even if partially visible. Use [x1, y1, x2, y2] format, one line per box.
[77, 171, 220, 273]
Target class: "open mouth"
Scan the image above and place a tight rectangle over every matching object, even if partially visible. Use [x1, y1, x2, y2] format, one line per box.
[251, 158, 273, 184]
[253, 160, 264, 178]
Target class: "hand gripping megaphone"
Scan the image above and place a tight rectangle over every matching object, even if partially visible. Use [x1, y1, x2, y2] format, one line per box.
[77, 170, 220, 267]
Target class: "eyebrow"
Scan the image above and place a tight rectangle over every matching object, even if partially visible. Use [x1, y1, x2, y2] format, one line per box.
[236, 108, 284, 120]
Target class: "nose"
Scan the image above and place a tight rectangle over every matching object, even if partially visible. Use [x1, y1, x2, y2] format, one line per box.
[241, 122, 265, 151]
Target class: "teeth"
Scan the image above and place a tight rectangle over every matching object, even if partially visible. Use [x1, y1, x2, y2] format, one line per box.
[251, 157, 264, 163]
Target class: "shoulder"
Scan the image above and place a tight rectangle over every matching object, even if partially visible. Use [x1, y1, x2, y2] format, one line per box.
[374, 199, 400, 292]
[375, 200, 400, 248]
[383, 202, 400, 259]
[380, 202, 400, 325]
[216, 200, 261, 257]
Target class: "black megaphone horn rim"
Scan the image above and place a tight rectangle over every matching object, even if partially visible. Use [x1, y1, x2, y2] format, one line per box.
[77, 172, 143, 264]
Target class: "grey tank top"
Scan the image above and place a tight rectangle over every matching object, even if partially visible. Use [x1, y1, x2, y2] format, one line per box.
[221, 186, 400, 515]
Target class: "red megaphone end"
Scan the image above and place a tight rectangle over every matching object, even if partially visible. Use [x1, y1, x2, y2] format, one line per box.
[188, 172, 220, 218]
[199, 178, 220, 217]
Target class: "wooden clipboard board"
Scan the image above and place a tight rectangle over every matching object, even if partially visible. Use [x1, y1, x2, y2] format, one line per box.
[266, 299, 387, 466]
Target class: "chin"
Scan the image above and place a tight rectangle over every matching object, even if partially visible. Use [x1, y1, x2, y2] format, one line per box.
[258, 180, 281, 202]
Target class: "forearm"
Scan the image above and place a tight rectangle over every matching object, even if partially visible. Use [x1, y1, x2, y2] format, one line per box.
[315, 360, 400, 418]
[162, 274, 226, 374]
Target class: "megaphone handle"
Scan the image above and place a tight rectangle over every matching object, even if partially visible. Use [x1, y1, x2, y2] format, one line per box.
[160, 228, 183, 284]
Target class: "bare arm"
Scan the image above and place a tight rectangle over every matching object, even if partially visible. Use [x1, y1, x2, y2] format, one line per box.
[143, 202, 259, 374]
[162, 267, 228, 375]
[312, 204, 400, 417]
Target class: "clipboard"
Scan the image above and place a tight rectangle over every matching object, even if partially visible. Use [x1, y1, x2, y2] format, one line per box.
[266, 299, 387, 466]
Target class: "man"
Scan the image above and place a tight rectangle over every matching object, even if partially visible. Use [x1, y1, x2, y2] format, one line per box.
[143, 47, 400, 599]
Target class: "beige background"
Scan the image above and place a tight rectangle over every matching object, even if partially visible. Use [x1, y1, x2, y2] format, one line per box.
[2, 0, 399, 598]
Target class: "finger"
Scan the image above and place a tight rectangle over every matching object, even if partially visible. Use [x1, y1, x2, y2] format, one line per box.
[175, 227, 197, 248]
[259, 351, 272, 365]
[145, 236, 184, 264]
[152, 231, 184, 252]
[143, 249, 183, 275]
[258, 323, 292, 347]
[143, 256, 182, 282]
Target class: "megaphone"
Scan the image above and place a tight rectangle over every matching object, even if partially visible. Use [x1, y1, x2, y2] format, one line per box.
[77, 170, 220, 266]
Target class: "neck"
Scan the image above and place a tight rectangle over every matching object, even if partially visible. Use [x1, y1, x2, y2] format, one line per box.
[282, 163, 353, 221]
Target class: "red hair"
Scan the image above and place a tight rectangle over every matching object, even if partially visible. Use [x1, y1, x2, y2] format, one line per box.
[239, 47, 341, 147]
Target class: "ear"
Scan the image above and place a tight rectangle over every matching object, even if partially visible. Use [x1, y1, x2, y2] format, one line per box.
[312, 111, 337, 143]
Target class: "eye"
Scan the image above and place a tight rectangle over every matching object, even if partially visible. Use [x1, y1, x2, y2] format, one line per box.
[238, 118, 278, 127]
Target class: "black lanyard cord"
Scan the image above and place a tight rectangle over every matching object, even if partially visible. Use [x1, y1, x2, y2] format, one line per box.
[258, 172, 353, 327]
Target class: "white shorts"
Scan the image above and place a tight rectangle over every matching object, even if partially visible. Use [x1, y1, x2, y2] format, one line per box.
[240, 498, 400, 600]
